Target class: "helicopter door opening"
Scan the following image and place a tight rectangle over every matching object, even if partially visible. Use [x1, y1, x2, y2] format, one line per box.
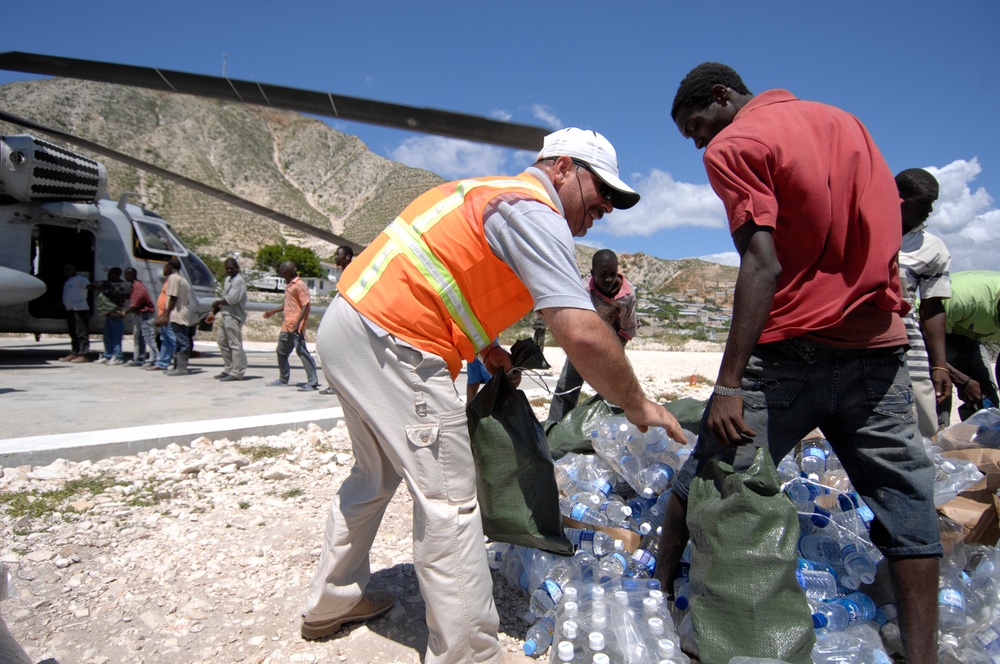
[28, 224, 96, 320]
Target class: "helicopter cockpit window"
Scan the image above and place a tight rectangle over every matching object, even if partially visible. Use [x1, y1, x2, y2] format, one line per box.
[180, 253, 217, 289]
[132, 218, 189, 258]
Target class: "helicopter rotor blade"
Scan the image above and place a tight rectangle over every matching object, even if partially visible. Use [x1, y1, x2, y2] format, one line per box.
[0, 51, 550, 151]
[0, 108, 360, 251]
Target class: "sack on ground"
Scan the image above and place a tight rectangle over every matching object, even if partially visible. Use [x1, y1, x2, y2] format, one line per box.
[687, 446, 815, 664]
[467, 371, 573, 555]
[545, 394, 624, 460]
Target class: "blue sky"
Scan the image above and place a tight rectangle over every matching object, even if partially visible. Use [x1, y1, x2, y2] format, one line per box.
[2, 1, 997, 271]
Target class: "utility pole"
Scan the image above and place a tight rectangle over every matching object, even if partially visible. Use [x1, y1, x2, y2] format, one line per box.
[222, 53, 227, 78]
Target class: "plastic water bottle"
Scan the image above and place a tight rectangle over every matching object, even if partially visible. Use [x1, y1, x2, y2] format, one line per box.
[598, 498, 633, 525]
[810, 592, 876, 631]
[523, 615, 555, 657]
[631, 529, 661, 575]
[673, 576, 690, 611]
[554, 639, 580, 662]
[638, 462, 674, 498]
[565, 527, 616, 556]
[786, 477, 829, 503]
[798, 439, 829, 479]
[557, 618, 586, 656]
[970, 620, 1000, 657]
[795, 501, 833, 534]
[588, 631, 609, 658]
[599, 544, 631, 578]
[938, 568, 970, 632]
[486, 541, 508, 570]
[561, 497, 610, 527]
[796, 568, 839, 599]
[799, 533, 877, 589]
[530, 560, 577, 618]
[777, 454, 802, 483]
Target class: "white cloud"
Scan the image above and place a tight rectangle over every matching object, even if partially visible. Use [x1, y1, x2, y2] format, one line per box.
[390, 136, 510, 179]
[490, 109, 513, 121]
[696, 252, 740, 267]
[531, 104, 562, 130]
[598, 169, 727, 237]
[924, 158, 999, 271]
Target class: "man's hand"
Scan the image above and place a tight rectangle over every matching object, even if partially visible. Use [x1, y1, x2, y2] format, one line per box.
[623, 400, 687, 444]
[933, 371, 953, 404]
[707, 394, 757, 448]
[482, 346, 520, 387]
[155, 315, 167, 327]
[262, 311, 273, 319]
[959, 378, 984, 404]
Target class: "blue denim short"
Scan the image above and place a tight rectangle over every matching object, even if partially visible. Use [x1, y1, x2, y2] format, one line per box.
[673, 338, 942, 558]
[466, 357, 492, 385]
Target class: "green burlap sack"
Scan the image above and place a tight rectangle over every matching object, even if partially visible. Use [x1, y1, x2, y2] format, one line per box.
[544, 394, 624, 460]
[467, 371, 573, 555]
[663, 396, 708, 434]
[545, 395, 707, 460]
[687, 446, 815, 664]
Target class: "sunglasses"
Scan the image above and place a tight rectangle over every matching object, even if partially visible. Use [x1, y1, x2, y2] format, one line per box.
[572, 160, 614, 202]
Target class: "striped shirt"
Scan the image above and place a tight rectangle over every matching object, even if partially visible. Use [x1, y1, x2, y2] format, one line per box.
[898, 225, 951, 377]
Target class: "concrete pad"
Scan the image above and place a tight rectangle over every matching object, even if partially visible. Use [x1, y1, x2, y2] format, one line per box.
[0, 335, 559, 468]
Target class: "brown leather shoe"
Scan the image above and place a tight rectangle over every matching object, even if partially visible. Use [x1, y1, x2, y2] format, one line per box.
[301, 589, 395, 640]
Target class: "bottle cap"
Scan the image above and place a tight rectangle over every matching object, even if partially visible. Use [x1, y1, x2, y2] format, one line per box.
[648, 616, 665, 635]
[593, 655, 611, 664]
[657, 638, 676, 656]
[562, 619, 578, 639]
[813, 613, 829, 629]
[523, 640, 538, 656]
[588, 631, 606, 651]
[557, 640, 575, 662]
[563, 601, 578, 618]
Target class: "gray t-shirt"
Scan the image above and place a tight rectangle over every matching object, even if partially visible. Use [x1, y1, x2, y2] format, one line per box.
[483, 168, 595, 314]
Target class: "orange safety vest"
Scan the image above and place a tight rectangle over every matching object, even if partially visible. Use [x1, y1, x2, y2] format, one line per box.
[339, 172, 559, 378]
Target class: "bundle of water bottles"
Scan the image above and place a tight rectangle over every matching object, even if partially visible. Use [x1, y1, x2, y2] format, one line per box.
[487, 415, 1000, 661]
[777, 435, 1000, 663]
[484, 417, 694, 661]
[487, 542, 690, 663]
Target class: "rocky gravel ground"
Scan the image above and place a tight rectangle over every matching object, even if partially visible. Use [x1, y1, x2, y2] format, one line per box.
[1, 350, 720, 664]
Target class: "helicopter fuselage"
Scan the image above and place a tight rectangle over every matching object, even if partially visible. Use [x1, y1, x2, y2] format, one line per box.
[0, 134, 217, 335]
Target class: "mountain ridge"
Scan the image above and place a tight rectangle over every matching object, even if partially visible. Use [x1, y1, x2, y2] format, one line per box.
[0, 77, 737, 295]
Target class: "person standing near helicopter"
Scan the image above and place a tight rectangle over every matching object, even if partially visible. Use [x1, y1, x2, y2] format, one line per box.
[59, 263, 91, 363]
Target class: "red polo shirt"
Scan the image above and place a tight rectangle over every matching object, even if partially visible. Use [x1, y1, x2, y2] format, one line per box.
[704, 89, 907, 348]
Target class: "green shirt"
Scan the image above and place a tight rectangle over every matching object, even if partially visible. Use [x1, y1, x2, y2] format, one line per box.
[943, 270, 1000, 339]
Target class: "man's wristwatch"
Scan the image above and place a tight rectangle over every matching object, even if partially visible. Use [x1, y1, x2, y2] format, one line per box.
[713, 384, 741, 397]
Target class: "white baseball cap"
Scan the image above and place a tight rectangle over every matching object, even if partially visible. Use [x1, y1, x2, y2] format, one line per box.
[537, 127, 640, 209]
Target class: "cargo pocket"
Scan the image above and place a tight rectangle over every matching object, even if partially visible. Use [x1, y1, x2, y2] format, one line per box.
[405, 421, 444, 500]
[404, 406, 476, 503]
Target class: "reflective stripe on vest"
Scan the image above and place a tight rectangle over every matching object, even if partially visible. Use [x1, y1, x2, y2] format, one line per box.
[345, 177, 554, 350]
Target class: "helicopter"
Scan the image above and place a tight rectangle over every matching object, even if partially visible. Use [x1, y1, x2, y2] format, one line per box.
[0, 51, 549, 335]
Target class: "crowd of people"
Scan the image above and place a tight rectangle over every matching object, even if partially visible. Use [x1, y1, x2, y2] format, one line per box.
[55, 247, 361, 390]
[46, 61, 1000, 664]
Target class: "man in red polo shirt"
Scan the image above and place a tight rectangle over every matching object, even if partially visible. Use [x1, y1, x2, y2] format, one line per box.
[655, 63, 940, 663]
